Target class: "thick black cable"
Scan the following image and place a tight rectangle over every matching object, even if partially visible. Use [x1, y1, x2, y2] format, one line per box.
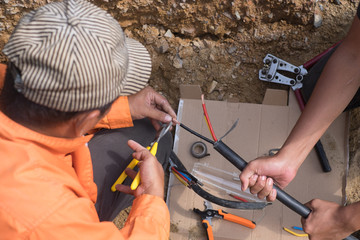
[179, 122, 311, 216]
[213, 140, 311, 217]
[180, 123, 214, 144]
[169, 151, 269, 209]
[170, 151, 202, 185]
[191, 184, 270, 209]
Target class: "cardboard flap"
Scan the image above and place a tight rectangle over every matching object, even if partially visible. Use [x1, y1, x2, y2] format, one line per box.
[262, 89, 288, 106]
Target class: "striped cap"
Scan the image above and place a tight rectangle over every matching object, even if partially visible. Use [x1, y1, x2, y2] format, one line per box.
[3, 0, 151, 112]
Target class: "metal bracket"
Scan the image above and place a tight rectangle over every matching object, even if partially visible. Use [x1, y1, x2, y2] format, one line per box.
[259, 54, 308, 90]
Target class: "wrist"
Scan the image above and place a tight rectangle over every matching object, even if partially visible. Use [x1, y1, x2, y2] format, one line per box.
[127, 95, 136, 119]
[144, 186, 164, 199]
[276, 146, 304, 174]
[143, 179, 164, 199]
[341, 203, 360, 233]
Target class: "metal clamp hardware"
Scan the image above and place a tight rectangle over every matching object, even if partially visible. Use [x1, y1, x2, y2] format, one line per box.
[259, 54, 308, 90]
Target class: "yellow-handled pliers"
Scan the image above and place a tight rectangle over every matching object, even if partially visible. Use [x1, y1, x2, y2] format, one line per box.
[111, 122, 172, 192]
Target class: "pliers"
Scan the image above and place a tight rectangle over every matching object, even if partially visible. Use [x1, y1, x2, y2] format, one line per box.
[111, 122, 172, 192]
[193, 201, 256, 240]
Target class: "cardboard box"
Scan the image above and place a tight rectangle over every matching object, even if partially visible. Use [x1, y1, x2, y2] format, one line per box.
[166, 86, 348, 240]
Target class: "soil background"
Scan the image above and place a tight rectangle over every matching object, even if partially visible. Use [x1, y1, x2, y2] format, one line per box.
[1, 0, 360, 238]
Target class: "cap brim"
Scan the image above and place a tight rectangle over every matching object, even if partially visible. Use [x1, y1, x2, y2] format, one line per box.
[121, 38, 152, 95]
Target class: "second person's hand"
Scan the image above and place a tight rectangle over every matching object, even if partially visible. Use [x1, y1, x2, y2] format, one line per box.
[301, 199, 355, 240]
[239, 152, 299, 201]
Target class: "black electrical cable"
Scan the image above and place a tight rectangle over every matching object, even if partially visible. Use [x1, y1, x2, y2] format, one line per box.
[169, 151, 269, 209]
[191, 184, 270, 209]
[179, 124, 311, 217]
[180, 123, 214, 144]
[170, 151, 202, 185]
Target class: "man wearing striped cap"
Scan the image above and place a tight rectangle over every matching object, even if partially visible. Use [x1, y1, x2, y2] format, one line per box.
[0, 0, 176, 239]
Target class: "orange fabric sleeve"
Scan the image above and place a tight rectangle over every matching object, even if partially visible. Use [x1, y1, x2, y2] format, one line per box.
[31, 194, 170, 240]
[93, 96, 133, 130]
[121, 195, 170, 239]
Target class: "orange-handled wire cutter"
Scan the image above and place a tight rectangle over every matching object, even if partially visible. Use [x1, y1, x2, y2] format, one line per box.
[111, 122, 172, 192]
[193, 201, 256, 240]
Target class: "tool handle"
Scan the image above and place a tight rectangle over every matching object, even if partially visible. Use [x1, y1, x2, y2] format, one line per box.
[111, 158, 139, 192]
[130, 144, 158, 190]
[344, 236, 360, 240]
[213, 140, 311, 218]
[150, 142, 158, 156]
[303, 40, 341, 70]
[130, 172, 141, 190]
[314, 140, 332, 172]
[202, 220, 214, 240]
[294, 89, 305, 111]
[218, 209, 256, 229]
[294, 89, 331, 173]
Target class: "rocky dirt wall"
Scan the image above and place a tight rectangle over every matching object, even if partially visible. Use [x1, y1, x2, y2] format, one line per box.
[1, 1, 358, 106]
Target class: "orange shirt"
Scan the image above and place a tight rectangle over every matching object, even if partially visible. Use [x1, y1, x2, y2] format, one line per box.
[0, 64, 170, 240]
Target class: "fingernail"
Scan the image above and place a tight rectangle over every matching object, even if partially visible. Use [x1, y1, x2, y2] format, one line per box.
[251, 175, 258, 181]
[261, 175, 266, 181]
[267, 178, 273, 185]
[271, 189, 276, 197]
[165, 115, 172, 122]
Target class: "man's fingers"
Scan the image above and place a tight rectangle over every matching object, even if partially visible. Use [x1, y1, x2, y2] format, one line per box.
[124, 168, 138, 179]
[147, 107, 173, 124]
[266, 189, 277, 202]
[257, 177, 274, 199]
[248, 174, 259, 187]
[115, 184, 133, 194]
[240, 168, 257, 191]
[304, 199, 317, 210]
[128, 139, 145, 152]
[249, 175, 267, 195]
[152, 93, 177, 120]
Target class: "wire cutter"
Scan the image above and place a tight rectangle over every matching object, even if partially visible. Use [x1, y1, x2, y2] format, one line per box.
[111, 122, 172, 192]
[193, 201, 256, 240]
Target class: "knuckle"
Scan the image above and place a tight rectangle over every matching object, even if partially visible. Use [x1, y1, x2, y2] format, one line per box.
[250, 187, 258, 195]
[257, 180, 266, 188]
[302, 224, 312, 234]
[257, 192, 265, 200]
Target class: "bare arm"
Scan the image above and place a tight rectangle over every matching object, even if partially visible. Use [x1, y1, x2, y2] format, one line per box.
[280, 16, 360, 170]
[240, 16, 360, 201]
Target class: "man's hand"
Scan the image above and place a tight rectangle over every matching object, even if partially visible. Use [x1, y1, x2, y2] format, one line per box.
[301, 199, 355, 240]
[128, 86, 178, 130]
[239, 152, 298, 201]
[115, 140, 164, 198]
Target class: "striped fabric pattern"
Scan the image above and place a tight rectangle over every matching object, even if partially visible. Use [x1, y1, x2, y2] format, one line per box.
[3, 0, 151, 112]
